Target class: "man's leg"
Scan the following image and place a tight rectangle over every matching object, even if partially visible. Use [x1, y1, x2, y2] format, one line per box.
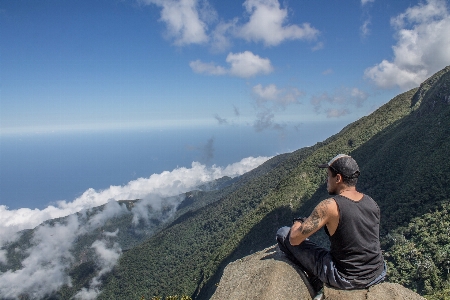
[276, 226, 353, 290]
[276, 226, 324, 292]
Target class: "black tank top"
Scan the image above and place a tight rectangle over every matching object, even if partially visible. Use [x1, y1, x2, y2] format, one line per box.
[325, 194, 384, 285]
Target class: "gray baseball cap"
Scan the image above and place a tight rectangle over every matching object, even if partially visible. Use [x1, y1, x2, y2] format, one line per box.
[318, 154, 360, 179]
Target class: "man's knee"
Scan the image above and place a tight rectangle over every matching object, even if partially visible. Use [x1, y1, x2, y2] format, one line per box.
[276, 226, 290, 241]
[276, 226, 291, 250]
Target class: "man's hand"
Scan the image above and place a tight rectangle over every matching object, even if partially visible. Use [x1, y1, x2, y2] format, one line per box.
[292, 217, 307, 224]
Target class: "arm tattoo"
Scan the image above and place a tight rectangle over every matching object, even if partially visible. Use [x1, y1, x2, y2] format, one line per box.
[301, 199, 331, 235]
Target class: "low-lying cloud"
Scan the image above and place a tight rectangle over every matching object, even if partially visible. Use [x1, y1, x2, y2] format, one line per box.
[74, 239, 122, 299]
[0, 156, 270, 246]
[0, 215, 79, 299]
[0, 156, 271, 298]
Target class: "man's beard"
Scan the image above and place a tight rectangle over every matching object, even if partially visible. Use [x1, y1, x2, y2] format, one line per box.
[328, 189, 337, 195]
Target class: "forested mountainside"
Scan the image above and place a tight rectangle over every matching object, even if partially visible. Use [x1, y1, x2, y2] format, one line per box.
[2, 66, 449, 300]
[97, 66, 450, 300]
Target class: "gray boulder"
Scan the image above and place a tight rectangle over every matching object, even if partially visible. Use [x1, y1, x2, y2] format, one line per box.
[211, 245, 314, 300]
[211, 245, 425, 300]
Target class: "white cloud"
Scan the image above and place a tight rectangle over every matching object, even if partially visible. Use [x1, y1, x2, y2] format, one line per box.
[189, 60, 227, 75]
[252, 108, 291, 132]
[312, 41, 324, 51]
[238, 0, 319, 46]
[210, 19, 238, 52]
[253, 83, 279, 100]
[142, 0, 212, 45]
[252, 84, 302, 107]
[0, 157, 270, 246]
[103, 229, 119, 238]
[361, 18, 371, 37]
[0, 215, 79, 299]
[86, 201, 129, 230]
[0, 250, 7, 265]
[364, 0, 450, 90]
[251, 83, 303, 132]
[221, 156, 271, 175]
[131, 194, 182, 226]
[227, 51, 273, 77]
[361, 0, 375, 5]
[143, 0, 320, 50]
[0, 156, 271, 298]
[311, 87, 368, 116]
[74, 240, 122, 299]
[190, 51, 273, 78]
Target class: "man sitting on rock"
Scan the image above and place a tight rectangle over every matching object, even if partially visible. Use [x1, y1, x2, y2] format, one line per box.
[276, 154, 386, 294]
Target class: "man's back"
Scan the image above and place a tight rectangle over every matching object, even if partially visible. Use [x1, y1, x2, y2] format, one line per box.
[326, 194, 384, 286]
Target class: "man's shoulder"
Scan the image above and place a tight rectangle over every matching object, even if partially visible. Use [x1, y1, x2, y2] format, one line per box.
[318, 198, 339, 217]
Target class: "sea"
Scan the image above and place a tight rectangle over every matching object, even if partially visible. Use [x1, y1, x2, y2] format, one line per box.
[0, 123, 345, 210]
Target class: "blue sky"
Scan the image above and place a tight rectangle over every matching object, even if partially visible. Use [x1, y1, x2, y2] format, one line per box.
[2, 0, 449, 135]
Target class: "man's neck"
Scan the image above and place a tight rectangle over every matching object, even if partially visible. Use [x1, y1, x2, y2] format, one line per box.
[337, 186, 363, 201]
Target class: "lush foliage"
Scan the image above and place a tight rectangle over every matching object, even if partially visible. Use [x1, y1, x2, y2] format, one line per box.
[383, 202, 450, 297]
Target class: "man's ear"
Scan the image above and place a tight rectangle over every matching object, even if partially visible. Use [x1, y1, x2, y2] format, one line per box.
[336, 174, 343, 183]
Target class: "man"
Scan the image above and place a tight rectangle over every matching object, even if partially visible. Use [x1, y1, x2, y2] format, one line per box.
[276, 154, 386, 294]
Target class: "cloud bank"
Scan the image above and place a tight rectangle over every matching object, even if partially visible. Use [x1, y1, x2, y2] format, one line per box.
[0, 156, 270, 247]
[0, 156, 271, 298]
[364, 0, 450, 90]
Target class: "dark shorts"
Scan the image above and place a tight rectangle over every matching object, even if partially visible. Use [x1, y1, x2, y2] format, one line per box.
[276, 226, 386, 290]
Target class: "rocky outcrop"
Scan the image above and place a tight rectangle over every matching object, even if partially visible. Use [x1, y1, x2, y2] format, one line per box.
[211, 245, 425, 300]
[211, 245, 314, 300]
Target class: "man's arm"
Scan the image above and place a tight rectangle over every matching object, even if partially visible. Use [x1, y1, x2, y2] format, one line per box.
[289, 198, 337, 246]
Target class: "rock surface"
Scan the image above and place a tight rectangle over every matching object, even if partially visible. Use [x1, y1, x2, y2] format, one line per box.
[324, 283, 425, 300]
[211, 245, 425, 300]
[211, 245, 314, 300]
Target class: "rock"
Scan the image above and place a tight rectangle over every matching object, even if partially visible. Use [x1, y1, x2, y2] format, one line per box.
[211, 245, 425, 300]
[324, 282, 425, 300]
[210, 245, 314, 300]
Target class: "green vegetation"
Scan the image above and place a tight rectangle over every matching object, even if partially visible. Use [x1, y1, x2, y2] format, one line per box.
[383, 202, 450, 298]
[3, 66, 449, 299]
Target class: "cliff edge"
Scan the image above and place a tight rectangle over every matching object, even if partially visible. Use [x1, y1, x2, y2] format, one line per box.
[211, 245, 425, 300]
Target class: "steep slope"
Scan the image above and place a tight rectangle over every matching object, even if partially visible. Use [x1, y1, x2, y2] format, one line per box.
[98, 67, 450, 299]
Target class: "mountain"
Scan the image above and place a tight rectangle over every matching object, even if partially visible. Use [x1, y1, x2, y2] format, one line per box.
[96, 67, 450, 299]
[1, 65, 449, 300]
